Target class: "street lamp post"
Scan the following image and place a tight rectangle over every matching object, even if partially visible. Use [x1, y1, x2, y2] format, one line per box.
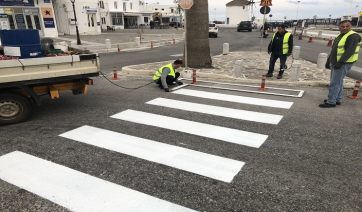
[294, 0, 300, 35]
[70, 0, 81, 45]
[214, 8, 216, 22]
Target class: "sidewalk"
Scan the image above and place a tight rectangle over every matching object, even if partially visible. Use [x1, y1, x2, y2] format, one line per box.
[48, 28, 358, 88]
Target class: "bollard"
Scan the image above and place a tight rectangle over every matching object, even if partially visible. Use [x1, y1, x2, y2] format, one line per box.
[317, 53, 328, 69]
[258, 74, 267, 91]
[327, 37, 333, 46]
[233, 60, 243, 77]
[135, 37, 140, 46]
[308, 35, 313, 43]
[292, 46, 301, 60]
[112, 66, 119, 80]
[151, 41, 153, 48]
[348, 80, 361, 99]
[318, 31, 322, 38]
[117, 44, 120, 52]
[289, 62, 302, 81]
[192, 69, 197, 84]
[105, 39, 111, 49]
[223, 43, 229, 55]
[158, 35, 162, 44]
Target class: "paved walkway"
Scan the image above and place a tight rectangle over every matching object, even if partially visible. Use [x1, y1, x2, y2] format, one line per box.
[47, 28, 358, 88]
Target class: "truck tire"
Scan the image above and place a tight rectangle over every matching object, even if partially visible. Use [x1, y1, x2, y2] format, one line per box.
[0, 92, 33, 125]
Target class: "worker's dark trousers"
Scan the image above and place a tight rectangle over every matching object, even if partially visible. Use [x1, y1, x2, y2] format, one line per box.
[268, 51, 287, 75]
[156, 72, 180, 85]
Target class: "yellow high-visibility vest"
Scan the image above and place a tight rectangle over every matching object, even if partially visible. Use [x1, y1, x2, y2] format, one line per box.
[335, 30, 362, 63]
[153, 63, 175, 81]
[271, 32, 292, 54]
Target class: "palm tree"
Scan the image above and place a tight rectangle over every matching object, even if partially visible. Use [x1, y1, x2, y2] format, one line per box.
[183, 0, 212, 68]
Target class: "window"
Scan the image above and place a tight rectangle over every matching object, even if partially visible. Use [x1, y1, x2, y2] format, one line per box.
[144, 17, 148, 22]
[101, 17, 106, 24]
[243, 6, 245, 9]
[114, 1, 117, 9]
[123, 3, 126, 11]
[161, 8, 164, 11]
[171, 9, 174, 13]
[99, 1, 104, 9]
[155, 8, 158, 10]
[130, 3, 132, 9]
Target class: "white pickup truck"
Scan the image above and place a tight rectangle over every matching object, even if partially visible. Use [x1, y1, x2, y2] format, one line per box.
[0, 54, 99, 125]
[209, 23, 218, 38]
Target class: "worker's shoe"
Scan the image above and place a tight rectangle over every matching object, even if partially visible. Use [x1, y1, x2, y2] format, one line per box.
[158, 84, 164, 89]
[277, 74, 283, 79]
[265, 73, 273, 77]
[324, 100, 341, 105]
[319, 103, 336, 108]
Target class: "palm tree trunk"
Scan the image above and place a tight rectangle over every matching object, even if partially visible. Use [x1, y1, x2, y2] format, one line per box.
[184, 0, 212, 68]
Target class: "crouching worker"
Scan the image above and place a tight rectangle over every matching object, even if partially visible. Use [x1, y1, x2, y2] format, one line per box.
[153, 59, 184, 92]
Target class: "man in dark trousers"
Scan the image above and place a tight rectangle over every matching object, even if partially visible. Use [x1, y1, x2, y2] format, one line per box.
[320, 20, 362, 108]
[266, 24, 293, 79]
[153, 59, 183, 92]
[261, 21, 269, 38]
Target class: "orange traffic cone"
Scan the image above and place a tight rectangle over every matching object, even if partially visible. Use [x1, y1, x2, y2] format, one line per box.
[327, 37, 333, 46]
[298, 33, 303, 40]
[307, 35, 313, 43]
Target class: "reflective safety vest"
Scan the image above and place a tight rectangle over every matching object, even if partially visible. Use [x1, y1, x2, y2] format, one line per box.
[153, 63, 176, 81]
[271, 32, 292, 54]
[335, 30, 362, 63]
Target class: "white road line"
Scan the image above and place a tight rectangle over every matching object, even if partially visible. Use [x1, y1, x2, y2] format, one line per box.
[170, 53, 183, 57]
[172, 89, 294, 109]
[0, 151, 196, 212]
[111, 110, 268, 148]
[146, 98, 283, 125]
[59, 125, 245, 183]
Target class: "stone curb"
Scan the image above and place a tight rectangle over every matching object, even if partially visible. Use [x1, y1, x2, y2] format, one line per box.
[120, 67, 355, 89]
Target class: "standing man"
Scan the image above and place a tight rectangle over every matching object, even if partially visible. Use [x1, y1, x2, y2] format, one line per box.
[320, 20, 362, 108]
[153, 59, 184, 92]
[261, 21, 269, 38]
[266, 24, 293, 79]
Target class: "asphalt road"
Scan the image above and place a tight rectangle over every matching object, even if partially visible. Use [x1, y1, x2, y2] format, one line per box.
[1, 28, 361, 211]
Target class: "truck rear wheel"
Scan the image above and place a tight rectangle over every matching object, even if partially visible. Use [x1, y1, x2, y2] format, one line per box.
[0, 92, 33, 125]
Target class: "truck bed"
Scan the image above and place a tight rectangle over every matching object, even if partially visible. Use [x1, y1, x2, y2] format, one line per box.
[0, 54, 99, 87]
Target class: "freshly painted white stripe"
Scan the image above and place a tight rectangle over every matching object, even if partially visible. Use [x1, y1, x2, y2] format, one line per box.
[60, 125, 245, 183]
[111, 110, 268, 148]
[146, 98, 283, 125]
[172, 89, 294, 109]
[0, 151, 196, 212]
[170, 53, 183, 57]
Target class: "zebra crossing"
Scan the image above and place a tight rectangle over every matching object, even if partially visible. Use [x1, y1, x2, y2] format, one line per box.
[0, 86, 296, 211]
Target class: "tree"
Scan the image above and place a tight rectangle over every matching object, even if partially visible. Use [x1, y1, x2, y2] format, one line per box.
[184, 0, 212, 68]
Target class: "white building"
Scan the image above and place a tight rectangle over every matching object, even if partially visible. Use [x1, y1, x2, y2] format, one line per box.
[140, 2, 181, 24]
[225, 0, 249, 26]
[0, 0, 58, 37]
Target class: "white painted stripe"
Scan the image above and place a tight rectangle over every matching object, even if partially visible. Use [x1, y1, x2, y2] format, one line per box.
[172, 89, 294, 109]
[60, 125, 245, 183]
[111, 110, 268, 148]
[170, 53, 183, 57]
[146, 98, 283, 125]
[0, 151, 196, 212]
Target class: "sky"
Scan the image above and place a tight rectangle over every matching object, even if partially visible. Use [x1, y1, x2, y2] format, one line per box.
[145, 0, 362, 22]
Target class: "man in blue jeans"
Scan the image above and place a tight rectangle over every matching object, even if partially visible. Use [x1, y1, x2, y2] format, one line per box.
[266, 24, 293, 79]
[320, 20, 362, 108]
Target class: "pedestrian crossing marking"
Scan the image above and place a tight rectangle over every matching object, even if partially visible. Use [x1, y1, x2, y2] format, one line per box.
[59, 125, 245, 183]
[170, 53, 183, 57]
[173, 89, 293, 109]
[146, 98, 283, 125]
[0, 151, 197, 212]
[111, 110, 268, 148]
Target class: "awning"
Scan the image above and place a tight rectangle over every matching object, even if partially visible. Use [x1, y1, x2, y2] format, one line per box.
[124, 12, 142, 16]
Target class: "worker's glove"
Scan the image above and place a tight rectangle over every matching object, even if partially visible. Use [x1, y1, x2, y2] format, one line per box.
[325, 63, 331, 69]
[334, 62, 343, 69]
[267, 51, 271, 55]
[177, 81, 183, 85]
[164, 88, 170, 92]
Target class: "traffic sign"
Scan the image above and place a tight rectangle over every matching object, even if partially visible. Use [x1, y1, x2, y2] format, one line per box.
[260, 6, 271, 15]
[260, 0, 272, 6]
[179, 0, 194, 9]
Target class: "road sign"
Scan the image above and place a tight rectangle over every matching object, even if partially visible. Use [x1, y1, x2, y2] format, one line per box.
[179, 0, 194, 9]
[260, 6, 271, 14]
[260, 0, 272, 6]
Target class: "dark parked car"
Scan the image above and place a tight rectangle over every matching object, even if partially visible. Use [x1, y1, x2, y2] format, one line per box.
[237, 21, 252, 32]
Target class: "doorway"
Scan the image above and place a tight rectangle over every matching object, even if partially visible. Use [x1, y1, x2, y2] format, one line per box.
[25, 14, 43, 36]
[87, 13, 96, 32]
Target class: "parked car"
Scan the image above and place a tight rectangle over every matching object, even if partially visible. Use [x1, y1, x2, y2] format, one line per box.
[237, 21, 252, 32]
[209, 23, 218, 38]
